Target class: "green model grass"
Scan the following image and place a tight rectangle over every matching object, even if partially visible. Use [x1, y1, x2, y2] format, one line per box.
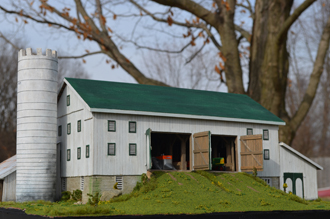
[1, 171, 330, 217]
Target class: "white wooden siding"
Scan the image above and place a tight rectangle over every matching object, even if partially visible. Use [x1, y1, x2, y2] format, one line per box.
[57, 85, 93, 177]
[280, 147, 318, 199]
[92, 113, 280, 176]
[2, 171, 16, 201]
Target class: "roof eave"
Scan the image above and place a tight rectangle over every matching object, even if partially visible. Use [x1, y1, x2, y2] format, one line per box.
[61, 78, 92, 112]
[0, 166, 16, 179]
[0, 155, 17, 179]
[279, 142, 323, 170]
[90, 108, 286, 126]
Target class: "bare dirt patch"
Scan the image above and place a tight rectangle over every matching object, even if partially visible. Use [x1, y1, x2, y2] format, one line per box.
[247, 186, 259, 193]
[185, 173, 198, 182]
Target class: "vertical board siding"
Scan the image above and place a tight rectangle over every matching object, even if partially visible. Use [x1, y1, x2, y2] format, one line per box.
[255, 126, 280, 177]
[92, 113, 280, 177]
[2, 171, 16, 201]
[279, 147, 318, 199]
[193, 131, 210, 170]
[58, 85, 281, 178]
[240, 135, 263, 171]
[58, 86, 93, 177]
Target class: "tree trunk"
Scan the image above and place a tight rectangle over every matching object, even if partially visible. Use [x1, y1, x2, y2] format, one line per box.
[249, 0, 295, 143]
[249, 0, 292, 109]
[215, 0, 245, 94]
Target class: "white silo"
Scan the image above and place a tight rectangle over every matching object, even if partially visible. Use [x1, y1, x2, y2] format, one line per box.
[16, 48, 58, 202]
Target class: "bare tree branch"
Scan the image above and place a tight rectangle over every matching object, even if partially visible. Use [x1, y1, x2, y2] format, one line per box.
[117, 35, 191, 53]
[58, 51, 104, 59]
[130, 0, 222, 50]
[0, 5, 73, 31]
[277, 0, 316, 42]
[185, 41, 206, 65]
[130, 0, 205, 29]
[290, 15, 330, 132]
[73, 0, 99, 32]
[234, 25, 251, 42]
[204, 26, 222, 50]
[96, 0, 107, 33]
[76, 3, 81, 23]
[151, 0, 219, 28]
[236, 0, 255, 19]
[0, 32, 20, 50]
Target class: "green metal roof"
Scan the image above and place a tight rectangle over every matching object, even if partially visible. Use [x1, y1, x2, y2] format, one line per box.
[65, 78, 284, 124]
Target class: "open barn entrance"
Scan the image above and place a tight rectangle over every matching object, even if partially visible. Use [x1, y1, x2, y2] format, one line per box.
[150, 132, 191, 170]
[211, 135, 237, 171]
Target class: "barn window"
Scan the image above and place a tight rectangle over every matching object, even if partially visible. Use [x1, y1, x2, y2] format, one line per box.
[261, 178, 272, 186]
[77, 120, 81, 132]
[67, 123, 71, 135]
[108, 143, 116, 156]
[58, 125, 62, 136]
[263, 129, 269, 140]
[67, 95, 70, 106]
[264, 149, 270, 160]
[108, 120, 116, 132]
[77, 147, 81, 160]
[129, 143, 137, 156]
[129, 121, 136, 133]
[247, 128, 253, 135]
[86, 145, 90, 158]
[67, 149, 71, 161]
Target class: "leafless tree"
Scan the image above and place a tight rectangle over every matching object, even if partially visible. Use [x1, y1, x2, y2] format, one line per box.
[0, 38, 19, 162]
[286, 1, 330, 156]
[58, 55, 90, 89]
[0, 0, 330, 146]
[141, 41, 224, 91]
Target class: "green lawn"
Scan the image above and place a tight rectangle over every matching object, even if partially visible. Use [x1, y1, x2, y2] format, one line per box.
[1, 171, 330, 217]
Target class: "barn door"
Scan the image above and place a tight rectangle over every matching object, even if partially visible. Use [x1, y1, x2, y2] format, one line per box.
[240, 134, 263, 171]
[146, 128, 152, 169]
[284, 173, 304, 198]
[193, 131, 211, 170]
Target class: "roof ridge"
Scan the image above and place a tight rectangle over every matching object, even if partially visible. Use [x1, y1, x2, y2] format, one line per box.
[64, 77, 248, 97]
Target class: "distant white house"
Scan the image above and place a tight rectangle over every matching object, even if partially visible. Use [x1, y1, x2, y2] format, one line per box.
[279, 143, 322, 199]
[0, 48, 323, 203]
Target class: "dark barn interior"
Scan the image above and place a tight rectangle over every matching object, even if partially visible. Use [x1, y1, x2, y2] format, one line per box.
[151, 132, 190, 170]
[211, 135, 237, 171]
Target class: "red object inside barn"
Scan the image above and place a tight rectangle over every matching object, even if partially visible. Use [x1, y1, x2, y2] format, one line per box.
[156, 155, 172, 160]
[318, 187, 330, 197]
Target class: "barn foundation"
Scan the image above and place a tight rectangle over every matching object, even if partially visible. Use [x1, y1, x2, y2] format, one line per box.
[62, 175, 140, 203]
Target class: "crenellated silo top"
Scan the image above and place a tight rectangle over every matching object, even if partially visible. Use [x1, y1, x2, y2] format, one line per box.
[18, 48, 58, 61]
[18, 48, 58, 72]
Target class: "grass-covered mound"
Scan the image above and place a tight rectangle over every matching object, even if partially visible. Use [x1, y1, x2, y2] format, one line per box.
[1, 171, 330, 216]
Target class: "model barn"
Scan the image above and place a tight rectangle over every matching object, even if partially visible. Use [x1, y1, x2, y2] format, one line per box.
[0, 48, 323, 202]
[57, 77, 285, 202]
